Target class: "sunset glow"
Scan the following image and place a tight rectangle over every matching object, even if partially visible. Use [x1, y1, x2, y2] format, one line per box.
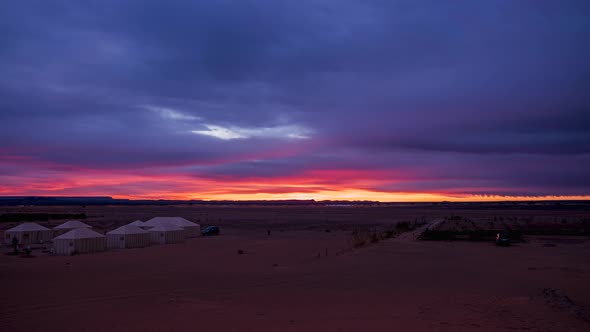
[1, 167, 588, 202]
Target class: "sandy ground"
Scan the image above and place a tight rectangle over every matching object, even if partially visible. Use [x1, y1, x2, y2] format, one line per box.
[3, 204, 589, 233]
[1, 206, 590, 331]
[1, 218, 589, 332]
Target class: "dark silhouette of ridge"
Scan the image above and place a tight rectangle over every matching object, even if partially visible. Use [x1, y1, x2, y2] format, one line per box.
[0, 196, 589, 210]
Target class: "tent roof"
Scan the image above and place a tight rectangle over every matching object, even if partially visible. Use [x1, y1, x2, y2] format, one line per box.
[54, 220, 92, 229]
[53, 228, 104, 240]
[145, 217, 199, 228]
[148, 224, 184, 231]
[6, 222, 50, 232]
[107, 225, 149, 235]
[128, 220, 145, 227]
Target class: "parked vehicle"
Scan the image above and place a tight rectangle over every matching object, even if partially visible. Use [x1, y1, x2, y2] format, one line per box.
[495, 232, 511, 246]
[202, 226, 220, 236]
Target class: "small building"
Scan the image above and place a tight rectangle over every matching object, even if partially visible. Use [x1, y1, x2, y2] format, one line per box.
[144, 217, 200, 238]
[53, 220, 92, 236]
[53, 228, 106, 255]
[4, 223, 53, 245]
[106, 225, 150, 249]
[148, 224, 185, 245]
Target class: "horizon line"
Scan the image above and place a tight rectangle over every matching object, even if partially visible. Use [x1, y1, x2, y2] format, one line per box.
[1, 195, 589, 204]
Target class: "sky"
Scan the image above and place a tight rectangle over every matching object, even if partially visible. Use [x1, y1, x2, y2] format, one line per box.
[1, 0, 589, 201]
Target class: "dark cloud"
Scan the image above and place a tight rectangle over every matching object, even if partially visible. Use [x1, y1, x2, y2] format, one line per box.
[0, 0, 589, 198]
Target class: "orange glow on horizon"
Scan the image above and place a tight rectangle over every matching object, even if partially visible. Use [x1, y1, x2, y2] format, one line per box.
[112, 191, 590, 202]
[1, 169, 588, 202]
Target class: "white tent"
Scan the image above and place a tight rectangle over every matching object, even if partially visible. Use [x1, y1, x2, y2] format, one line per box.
[128, 220, 150, 229]
[54, 220, 92, 229]
[106, 225, 150, 249]
[148, 224, 185, 245]
[53, 220, 92, 236]
[53, 228, 106, 255]
[4, 223, 52, 245]
[144, 217, 200, 238]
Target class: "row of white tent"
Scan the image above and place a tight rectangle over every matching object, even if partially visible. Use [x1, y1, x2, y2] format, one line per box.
[4, 217, 200, 255]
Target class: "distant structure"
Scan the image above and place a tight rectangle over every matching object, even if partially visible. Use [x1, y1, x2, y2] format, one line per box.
[128, 220, 149, 229]
[53, 228, 106, 255]
[53, 220, 92, 236]
[144, 217, 200, 238]
[4, 222, 52, 245]
[148, 224, 185, 245]
[106, 225, 150, 249]
[3, 216, 201, 256]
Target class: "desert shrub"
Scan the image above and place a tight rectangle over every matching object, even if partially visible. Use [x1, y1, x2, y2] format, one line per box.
[350, 229, 367, 247]
[382, 229, 396, 239]
[420, 230, 456, 241]
[370, 232, 380, 243]
[395, 220, 426, 233]
[396, 221, 410, 231]
[350, 228, 379, 248]
[445, 215, 462, 221]
[421, 229, 524, 242]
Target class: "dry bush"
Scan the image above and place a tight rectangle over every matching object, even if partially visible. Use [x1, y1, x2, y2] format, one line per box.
[395, 220, 426, 232]
[350, 221, 427, 248]
[350, 228, 379, 248]
[381, 229, 396, 239]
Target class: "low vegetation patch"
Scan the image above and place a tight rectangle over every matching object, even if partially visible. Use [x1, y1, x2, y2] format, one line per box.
[542, 288, 590, 322]
[419, 215, 589, 241]
[519, 223, 590, 236]
[349, 221, 425, 248]
[421, 229, 524, 242]
[350, 228, 379, 248]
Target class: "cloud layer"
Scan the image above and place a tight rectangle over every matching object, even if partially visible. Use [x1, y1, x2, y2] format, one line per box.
[1, 1, 589, 200]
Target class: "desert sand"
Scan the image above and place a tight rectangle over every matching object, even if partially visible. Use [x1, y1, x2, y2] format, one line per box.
[1, 205, 589, 331]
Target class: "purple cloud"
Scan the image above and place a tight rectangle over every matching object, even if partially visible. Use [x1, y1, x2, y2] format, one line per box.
[0, 0, 589, 199]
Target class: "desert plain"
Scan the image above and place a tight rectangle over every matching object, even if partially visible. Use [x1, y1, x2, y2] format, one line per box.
[1, 204, 589, 332]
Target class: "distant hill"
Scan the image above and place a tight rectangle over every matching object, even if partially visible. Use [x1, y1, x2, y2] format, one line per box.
[0, 196, 323, 206]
